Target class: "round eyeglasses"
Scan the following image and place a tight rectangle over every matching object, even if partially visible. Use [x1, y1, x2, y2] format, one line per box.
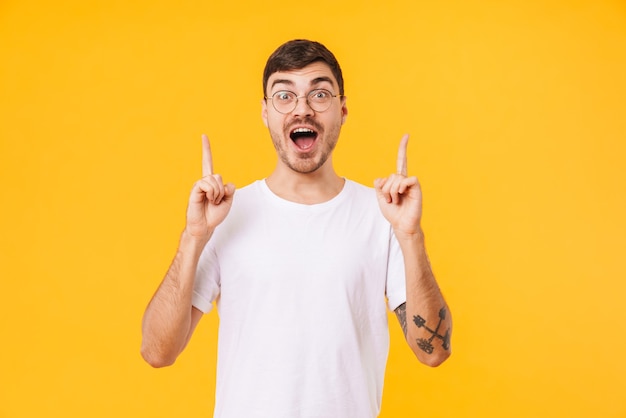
[265, 88, 342, 114]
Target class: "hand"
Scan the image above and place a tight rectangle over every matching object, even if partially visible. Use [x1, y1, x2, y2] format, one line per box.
[374, 134, 423, 237]
[185, 134, 235, 240]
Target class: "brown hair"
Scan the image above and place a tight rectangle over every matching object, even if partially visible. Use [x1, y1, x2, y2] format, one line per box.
[263, 39, 344, 96]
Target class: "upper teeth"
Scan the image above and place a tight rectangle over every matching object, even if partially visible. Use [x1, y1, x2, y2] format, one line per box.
[293, 128, 313, 133]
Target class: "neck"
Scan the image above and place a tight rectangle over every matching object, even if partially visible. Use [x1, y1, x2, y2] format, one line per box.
[265, 163, 344, 205]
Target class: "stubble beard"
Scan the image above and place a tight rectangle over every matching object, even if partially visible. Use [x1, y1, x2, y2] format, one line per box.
[269, 121, 341, 174]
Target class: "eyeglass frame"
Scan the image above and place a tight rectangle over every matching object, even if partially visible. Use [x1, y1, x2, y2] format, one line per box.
[264, 88, 344, 114]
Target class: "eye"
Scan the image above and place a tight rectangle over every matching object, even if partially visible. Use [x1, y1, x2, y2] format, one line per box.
[274, 91, 295, 101]
[310, 89, 330, 100]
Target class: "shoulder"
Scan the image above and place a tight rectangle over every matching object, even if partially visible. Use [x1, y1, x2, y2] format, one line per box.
[231, 180, 264, 204]
[343, 179, 377, 203]
[341, 179, 388, 223]
[209, 181, 264, 242]
[346, 179, 373, 191]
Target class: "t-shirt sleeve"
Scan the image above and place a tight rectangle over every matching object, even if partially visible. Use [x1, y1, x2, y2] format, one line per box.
[386, 230, 407, 311]
[192, 244, 221, 314]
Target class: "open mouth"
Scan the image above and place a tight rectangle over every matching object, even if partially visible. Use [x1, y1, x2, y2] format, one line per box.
[290, 127, 318, 151]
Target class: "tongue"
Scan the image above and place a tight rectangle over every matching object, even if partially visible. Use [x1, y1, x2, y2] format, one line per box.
[294, 137, 315, 150]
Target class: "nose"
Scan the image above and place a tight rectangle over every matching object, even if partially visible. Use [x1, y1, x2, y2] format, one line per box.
[292, 95, 314, 117]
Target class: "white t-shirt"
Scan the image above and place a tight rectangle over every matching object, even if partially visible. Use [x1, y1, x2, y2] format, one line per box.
[192, 179, 406, 418]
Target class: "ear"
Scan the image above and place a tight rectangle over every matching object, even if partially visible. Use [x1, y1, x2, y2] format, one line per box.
[341, 96, 348, 125]
[261, 98, 269, 127]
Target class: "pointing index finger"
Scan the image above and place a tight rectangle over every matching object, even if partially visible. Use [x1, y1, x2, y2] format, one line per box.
[202, 134, 213, 177]
[396, 134, 409, 176]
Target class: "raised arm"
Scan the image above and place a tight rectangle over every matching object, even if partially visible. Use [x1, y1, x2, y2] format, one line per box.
[374, 134, 452, 367]
[140, 134, 235, 367]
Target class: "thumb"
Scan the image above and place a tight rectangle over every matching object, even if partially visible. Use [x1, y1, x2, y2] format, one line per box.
[373, 178, 391, 204]
[225, 183, 236, 197]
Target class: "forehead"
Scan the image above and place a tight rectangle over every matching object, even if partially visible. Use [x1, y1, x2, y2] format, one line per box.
[267, 61, 338, 93]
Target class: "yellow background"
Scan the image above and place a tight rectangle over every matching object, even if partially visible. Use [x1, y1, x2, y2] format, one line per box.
[1, 0, 625, 416]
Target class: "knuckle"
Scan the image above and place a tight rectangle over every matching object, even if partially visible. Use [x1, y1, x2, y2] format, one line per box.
[194, 179, 207, 190]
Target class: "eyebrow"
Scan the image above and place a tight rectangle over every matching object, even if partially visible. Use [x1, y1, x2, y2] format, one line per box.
[310, 76, 335, 87]
[270, 76, 335, 91]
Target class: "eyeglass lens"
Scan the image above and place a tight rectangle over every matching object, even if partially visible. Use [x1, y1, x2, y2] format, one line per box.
[270, 89, 336, 114]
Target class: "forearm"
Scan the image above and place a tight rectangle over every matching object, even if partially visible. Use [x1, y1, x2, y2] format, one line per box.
[396, 229, 452, 366]
[141, 229, 208, 367]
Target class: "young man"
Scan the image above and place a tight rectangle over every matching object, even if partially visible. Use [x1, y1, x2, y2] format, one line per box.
[141, 39, 451, 417]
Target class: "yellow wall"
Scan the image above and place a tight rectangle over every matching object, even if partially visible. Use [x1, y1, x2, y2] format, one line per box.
[1, 0, 625, 416]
